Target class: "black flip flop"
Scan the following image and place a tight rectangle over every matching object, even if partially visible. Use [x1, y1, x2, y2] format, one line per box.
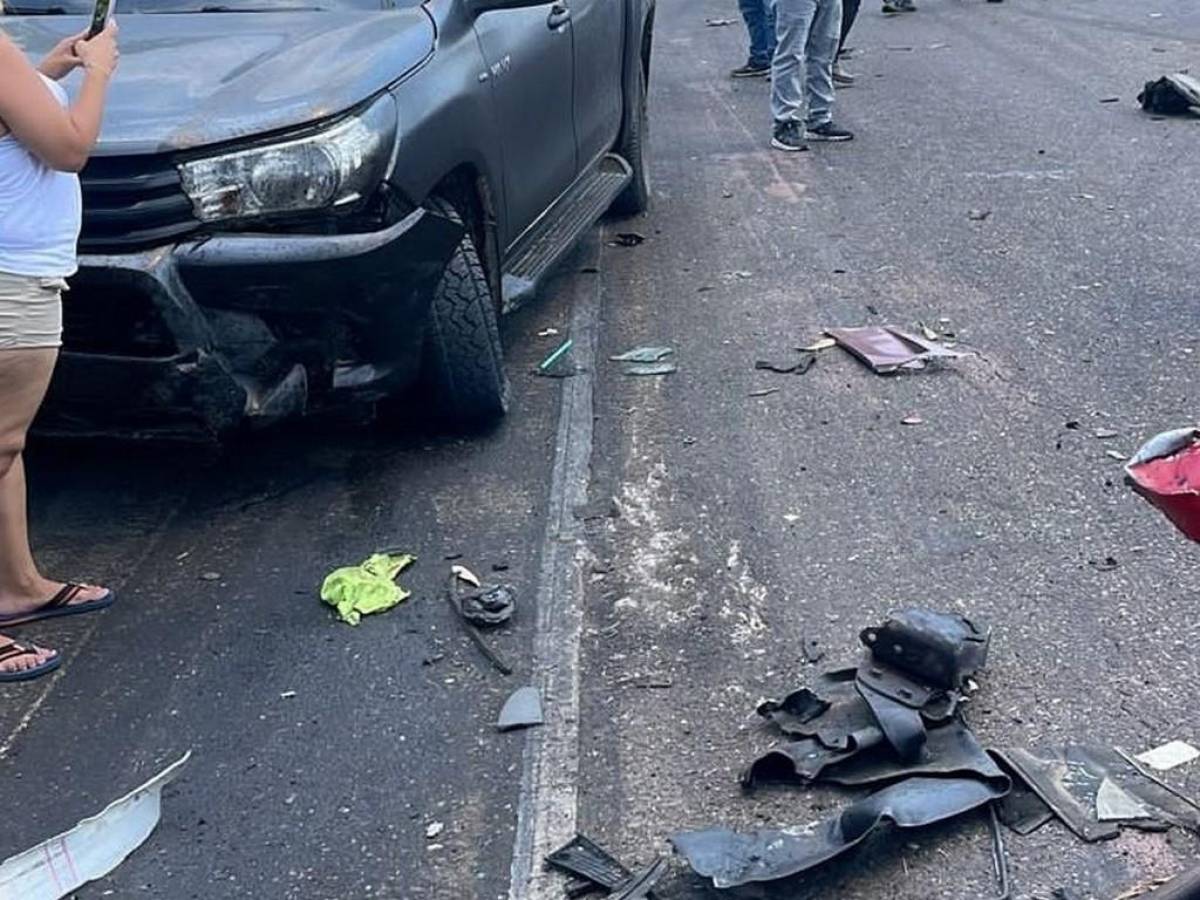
[0, 584, 115, 628]
[0, 642, 61, 683]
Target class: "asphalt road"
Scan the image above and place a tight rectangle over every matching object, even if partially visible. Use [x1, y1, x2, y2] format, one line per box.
[4, 1, 1200, 898]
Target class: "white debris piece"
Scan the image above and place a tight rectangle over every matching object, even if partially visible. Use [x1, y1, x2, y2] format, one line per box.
[0, 751, 191, 900]
[1136, 740, 1200, 771]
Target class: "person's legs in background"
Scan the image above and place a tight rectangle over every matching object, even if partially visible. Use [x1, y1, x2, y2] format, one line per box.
[834, 0, 859, 84]
[770, 0, 818, 150]
[802, 0, 854, 141]
[732, 0, 777, 77]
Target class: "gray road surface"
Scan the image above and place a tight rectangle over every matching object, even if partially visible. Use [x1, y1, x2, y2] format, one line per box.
[3, 1, 1200, 898]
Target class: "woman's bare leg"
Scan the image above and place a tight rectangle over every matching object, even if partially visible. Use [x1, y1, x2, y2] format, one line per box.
[0, 348, 107, 639]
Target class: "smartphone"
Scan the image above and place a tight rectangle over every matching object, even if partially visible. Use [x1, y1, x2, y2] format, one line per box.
[86, 0, 115, 38]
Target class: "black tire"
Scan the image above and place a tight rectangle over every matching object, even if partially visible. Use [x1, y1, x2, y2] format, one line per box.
[417, 205, 510, 429]
[611, 60, 651, 217]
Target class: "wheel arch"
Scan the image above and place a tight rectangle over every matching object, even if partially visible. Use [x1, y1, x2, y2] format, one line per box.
[427, 165, 503, 311]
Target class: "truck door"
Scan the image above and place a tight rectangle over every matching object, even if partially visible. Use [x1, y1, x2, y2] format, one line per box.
[569, 0, 626, 169]
[474, 4, 578, 244]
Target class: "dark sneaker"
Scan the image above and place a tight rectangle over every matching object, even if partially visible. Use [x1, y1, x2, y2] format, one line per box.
[883, 0, 916, 10]
[730, 61, 771, 79]
[805, 122, 855, 142]
[771, 121, 808, 152]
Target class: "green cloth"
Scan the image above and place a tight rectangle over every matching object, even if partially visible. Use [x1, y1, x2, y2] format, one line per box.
[320, 553, 415, 625]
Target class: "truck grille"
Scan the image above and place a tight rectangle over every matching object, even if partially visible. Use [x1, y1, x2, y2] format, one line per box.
[79, 155, 199, 253]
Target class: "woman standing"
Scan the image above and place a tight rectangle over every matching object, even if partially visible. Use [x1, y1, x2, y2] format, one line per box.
[0, 22, 119, 682]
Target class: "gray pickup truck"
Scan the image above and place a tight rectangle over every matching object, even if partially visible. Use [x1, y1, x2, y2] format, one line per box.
[4, 0, 653, 438]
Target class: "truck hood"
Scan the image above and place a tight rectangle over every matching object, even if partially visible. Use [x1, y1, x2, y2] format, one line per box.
[6, 11, 434, 154]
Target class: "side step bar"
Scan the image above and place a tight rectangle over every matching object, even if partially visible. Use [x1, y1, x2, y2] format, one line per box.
[501, 153, 632, 312]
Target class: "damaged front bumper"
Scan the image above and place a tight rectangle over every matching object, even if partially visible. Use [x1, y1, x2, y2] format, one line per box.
[40, 208, 463, 440]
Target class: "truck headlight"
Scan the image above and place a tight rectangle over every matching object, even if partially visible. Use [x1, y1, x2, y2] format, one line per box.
[179, 95, 398, 224]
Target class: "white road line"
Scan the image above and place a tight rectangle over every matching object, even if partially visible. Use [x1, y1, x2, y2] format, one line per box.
[507, 237, 603, 900]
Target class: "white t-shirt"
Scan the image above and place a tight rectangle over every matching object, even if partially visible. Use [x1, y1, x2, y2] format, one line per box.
[0, 74, 83, 278]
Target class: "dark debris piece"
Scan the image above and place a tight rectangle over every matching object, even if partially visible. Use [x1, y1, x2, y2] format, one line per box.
[754, 352, 816, 375]
[674, 776, 1006, 889]
[610, 232, 646, 247]
[458, 583, 516, 627]
[995, 744, 1200, 843]
[1138, 74, 1200, 116]
[546, 834, 662, 899]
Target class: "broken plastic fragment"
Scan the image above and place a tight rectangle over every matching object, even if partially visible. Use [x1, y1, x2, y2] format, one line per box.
[0, 751, 191, 900]
[537, 338, 576, 377]
[1126, 429, 1200, 542]
[498, 686, 544, 731]
[610, 346, 674, 363]
[1097, 778, 1158, 822]
[452, 564, 481, 587]
[802, 337, 837, 352]
[1136, 741, 1200, 772]
[622, 362, 677, 376]
[320, 553, 415, 626]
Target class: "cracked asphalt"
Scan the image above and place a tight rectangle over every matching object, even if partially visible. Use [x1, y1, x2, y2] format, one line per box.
[3, 1, 1200, 898]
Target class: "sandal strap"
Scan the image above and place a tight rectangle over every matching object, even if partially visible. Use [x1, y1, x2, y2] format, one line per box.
[0, 643, 36, 664]
[47, 584, 83, 610]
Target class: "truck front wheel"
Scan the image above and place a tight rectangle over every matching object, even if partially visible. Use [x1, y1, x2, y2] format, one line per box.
[415, 203, 510, 429]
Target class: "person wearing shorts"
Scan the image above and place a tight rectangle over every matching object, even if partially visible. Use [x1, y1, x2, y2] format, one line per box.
[0, 21, 119, 682]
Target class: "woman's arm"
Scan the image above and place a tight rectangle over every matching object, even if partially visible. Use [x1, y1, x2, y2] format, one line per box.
[0, 23, 118, 173]
[37, 30, 88, 81]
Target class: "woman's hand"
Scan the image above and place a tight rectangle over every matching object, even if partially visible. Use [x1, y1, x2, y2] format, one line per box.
[36, 30, 87, 81]
[74, 21, 119, 79]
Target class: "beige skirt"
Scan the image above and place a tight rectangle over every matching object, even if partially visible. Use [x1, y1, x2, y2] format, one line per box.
[0, 270, 65, 350]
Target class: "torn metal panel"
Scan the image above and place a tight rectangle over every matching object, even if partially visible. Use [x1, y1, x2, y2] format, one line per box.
[995, 747, 1121, 842]
[1075, 745, 1200, 834]
[0, 751, 191, 900]
[995, 744, 1200, 842]
[826, 326, 966, 374]
[673, 776, 1005, 889]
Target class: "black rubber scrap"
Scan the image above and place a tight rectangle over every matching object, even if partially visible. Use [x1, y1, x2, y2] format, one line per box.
[674, 776, 1005, 888]
[546, 834, 664, 898]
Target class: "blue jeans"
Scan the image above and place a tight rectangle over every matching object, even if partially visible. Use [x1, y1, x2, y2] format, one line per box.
[771, 0, 842, 127]
[738, 0, 777, 68]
